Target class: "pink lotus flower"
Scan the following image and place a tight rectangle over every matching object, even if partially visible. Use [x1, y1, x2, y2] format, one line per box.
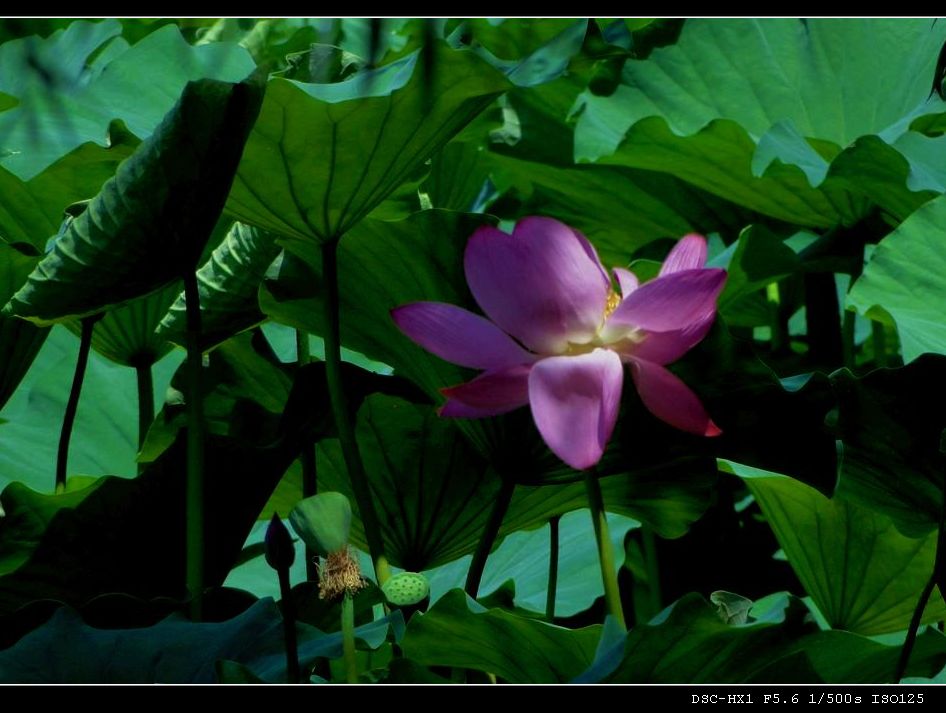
[391, 217, 726, 471]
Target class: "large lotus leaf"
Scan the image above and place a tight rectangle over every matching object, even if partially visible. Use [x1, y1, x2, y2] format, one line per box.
[0, 326, 181, 492]
[314, 393, 715, 570]
[575, 592, 946, 683]
[485, 72, 757, 265]
[0, 356, 336, 615]
[401, 589, 601, 683]
[157, 223, 282, 350]
[734, 466, 946, 635]
[830, 357, 946, 536]
[0, 243, 47, 410]
[0, 142, 134, 252]
[489, 155, 757, 267]
[848, 193, 946, 363]
[226, 43, 508, 248]
[3, 77, 264, 325]
[0, 598, 393, 683]
[0, 20, 256, 180]
[579, 19, 946, 227]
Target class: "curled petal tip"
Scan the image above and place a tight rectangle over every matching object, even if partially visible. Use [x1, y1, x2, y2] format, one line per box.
[705, 421, 723, 437]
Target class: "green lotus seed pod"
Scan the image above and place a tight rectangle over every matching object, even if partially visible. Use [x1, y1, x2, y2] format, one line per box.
[382, 572, 430, 606]
[289, 492, 352, 557]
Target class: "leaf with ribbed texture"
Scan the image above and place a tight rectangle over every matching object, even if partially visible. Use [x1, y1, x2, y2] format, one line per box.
[580, 19, 946, 227]
[158, 223, 281, 350]
[734, 466, 946, 635]
[0, 243, 47, 410]
[401, 589, 601, 683]
[314, 395, 713, 571]
[227, 42, 508, 248]
[848, 193, 946, 363]
[3, 77, 264, 325]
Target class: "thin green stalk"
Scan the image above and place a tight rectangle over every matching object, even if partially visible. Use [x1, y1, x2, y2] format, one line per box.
[341, 593, 358, 684]
[278, 567, 301, 683]
[465, 476, 515, 598]
[895, 468, 946, 681]
[321, 241, 390, 585]
[584, 468, 626, 630]
[546, 515, 560, 621]
[642, 527, 663, 616]
[296, 328, 319, 582]
[873, 321, 889, 368]
[135, 361, 154, 460]
[56, 315, 97, 493]
[184, 273, 206, 620]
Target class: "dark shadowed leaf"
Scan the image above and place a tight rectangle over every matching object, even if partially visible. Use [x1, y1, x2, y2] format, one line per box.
[576, 593, 946, 683]
[831, 357, 946, 536]
[4, 76, 264, 324]
[0, 598, 395, 683]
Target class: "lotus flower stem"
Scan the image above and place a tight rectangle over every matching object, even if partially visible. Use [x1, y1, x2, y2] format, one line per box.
[183, 272, 206, 620]
[295, 328, 319, 582]
[546, 515, 560, 621]
[584, 468, 626, 630]
[278, 565, 301, 683]
[320, 240, 390, 585]
[135, 361, 154, 458]
[56, 315, 98, 493]
[341, 592, 358, 684]
[465, 475, 515, 598]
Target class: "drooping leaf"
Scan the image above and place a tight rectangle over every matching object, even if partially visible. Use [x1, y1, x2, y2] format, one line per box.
[0, 243, 47, 410]
[401, 589, 601, 683]
[575, 592, 946, 683]
[848, 193, 946, 362]
[4, 76, 264, 325]
[226, 43, 508, 248]
[830, 357, 946, 536]
[157, 223, 282, 350]
[0, 20, 256, 179]
[734, 466, 946, 635]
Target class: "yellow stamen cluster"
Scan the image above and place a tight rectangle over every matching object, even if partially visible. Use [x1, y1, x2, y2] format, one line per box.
[604, 289, 622, 319]
[317, 547, 367, 601]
